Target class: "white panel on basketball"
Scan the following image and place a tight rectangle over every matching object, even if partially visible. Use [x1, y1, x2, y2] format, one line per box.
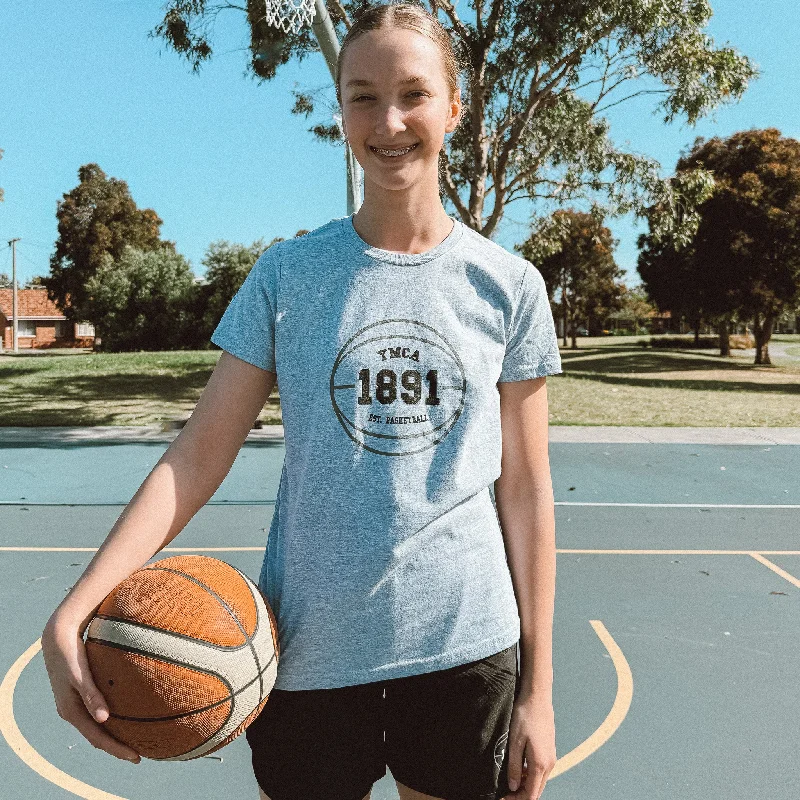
[86, 570, 277, 761]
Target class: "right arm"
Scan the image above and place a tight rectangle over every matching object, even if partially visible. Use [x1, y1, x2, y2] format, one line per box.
[41, 352, 277, 762]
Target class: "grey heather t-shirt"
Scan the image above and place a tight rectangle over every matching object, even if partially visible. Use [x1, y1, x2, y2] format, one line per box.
[210, 213, 562, 691]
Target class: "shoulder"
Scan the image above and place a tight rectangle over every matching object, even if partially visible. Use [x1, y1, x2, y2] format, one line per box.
[458, 223, 540, 293]
[249, 217, 346, 283]
[266, 217, 346, 261]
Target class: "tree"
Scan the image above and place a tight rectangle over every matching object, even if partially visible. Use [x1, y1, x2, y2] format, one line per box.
[84, 245, 196, 352]
[517, 208, 624, 348]
[151, 1, 754, 243]
[640, 128, 800, 363]
[193, 238, 277, 344]
[44, 164, 172, 322]
[637, 228, 707, 344]
[607, 283, 659, 335]
[185, 228, 309, 347]
[0, 272, 11, 289]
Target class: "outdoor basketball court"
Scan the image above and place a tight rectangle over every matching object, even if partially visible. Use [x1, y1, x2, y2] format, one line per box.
[1, 425, 799, 799]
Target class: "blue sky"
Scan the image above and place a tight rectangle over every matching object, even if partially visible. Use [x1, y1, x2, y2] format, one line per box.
[1, 0, 798, 287]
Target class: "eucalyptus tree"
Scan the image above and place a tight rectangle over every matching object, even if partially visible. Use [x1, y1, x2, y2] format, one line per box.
[152, 0, 755, 243]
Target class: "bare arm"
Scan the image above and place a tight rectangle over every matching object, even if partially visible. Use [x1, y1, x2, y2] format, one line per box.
[49, 351, 277, 632]
[494, 376, 558, 794]
[495, 376, 556, 698]
[41, 352, 276, 762]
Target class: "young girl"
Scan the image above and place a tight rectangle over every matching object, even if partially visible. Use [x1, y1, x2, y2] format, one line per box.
[42, 3, 561, 799]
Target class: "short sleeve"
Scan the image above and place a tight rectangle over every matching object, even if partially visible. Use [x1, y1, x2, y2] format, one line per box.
[210, 246, 279, 372]
[498, 262, 562, 382]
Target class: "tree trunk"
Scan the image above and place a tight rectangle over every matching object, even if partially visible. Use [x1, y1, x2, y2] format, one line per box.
[752, 311, 775, 365]
[718, 318, 730, 357]
[693, 317, 701, 345]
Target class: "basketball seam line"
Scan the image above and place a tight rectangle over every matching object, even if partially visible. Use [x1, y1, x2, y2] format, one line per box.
[146, 565, 265, 702]
[84, 636, 276, 723]
[91, 614, 254, 652]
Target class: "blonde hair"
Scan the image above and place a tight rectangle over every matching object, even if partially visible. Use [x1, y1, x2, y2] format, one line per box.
[335, 1, 468, 127]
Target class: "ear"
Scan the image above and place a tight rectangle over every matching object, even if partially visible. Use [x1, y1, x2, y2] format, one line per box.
[445, 86, 462, 134]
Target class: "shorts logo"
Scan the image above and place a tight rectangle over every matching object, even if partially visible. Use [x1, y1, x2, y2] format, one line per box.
[330, 318, 467, 456]
[494, 730, 509, 767]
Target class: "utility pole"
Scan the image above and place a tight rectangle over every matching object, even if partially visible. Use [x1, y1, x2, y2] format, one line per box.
[8, 238, 20, 354]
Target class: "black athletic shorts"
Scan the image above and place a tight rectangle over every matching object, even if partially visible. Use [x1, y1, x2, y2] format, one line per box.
[245, 641, 521, 800]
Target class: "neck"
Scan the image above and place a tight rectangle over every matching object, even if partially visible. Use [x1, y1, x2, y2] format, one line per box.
[352, 179, 454, 254]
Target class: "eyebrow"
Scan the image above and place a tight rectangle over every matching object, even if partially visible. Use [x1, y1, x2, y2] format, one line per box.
[345, 75, 429, 88]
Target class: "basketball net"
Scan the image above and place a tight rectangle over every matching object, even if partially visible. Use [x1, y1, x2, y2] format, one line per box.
[264, 0, 317, 34]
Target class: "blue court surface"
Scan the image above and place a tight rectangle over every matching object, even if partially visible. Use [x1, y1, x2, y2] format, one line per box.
[1, 426, 799, 799]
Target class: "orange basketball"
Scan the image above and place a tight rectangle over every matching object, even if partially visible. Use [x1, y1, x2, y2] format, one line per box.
[84, 554, 279, 761]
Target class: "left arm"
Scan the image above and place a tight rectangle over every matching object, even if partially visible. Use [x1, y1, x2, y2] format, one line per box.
[494, 375, 557, 798]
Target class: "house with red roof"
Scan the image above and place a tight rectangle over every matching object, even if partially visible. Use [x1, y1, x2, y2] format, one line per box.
[0, 288, 95, 350]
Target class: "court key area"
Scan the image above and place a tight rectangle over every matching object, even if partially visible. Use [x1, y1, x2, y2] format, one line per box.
[1, 425, 799, 799]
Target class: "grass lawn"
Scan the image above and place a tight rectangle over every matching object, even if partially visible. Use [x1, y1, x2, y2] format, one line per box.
[0, 335, 798, 427]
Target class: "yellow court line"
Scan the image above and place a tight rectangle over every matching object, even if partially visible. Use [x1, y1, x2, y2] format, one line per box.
[3, 547, 800, 554]
[3, 623, 634, 797]
[0, 547, 266, 552]
[0, 639, 126, 800]
[550, 620, 634, 778]
[749, 553, 800, 588]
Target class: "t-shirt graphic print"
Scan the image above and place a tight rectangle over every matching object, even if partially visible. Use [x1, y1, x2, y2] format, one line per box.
[211, 213, 562, 690]
[331, 317, 466, 456]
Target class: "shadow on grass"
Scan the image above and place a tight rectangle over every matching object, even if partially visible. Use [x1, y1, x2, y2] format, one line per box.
[564, 371, 800, 394]
[559, 347, 794, 376]
[0, 365, 49, 379]
[0, 364, 283, 426]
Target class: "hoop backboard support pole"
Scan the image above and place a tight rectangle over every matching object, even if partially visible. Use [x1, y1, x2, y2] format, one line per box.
[263, 0, 363, 214]
[309, 0, 363, 214]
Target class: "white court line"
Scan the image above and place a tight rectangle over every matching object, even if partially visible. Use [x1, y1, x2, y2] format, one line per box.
[1, 501, 798, 508]
[560, 502, 800, 508]
[0, 500, 275, 506]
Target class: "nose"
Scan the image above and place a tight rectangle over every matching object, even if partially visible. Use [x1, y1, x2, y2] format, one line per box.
[374, 104, 406, 137]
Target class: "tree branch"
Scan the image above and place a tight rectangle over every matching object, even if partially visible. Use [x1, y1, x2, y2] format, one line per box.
[595, 88, 669, 114]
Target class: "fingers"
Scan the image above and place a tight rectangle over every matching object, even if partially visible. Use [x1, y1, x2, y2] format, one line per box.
[505, 731, 526, 792]
[73, 633, 110, 724]
[42, 622, 141, 764]
[59, 692, 141, 763]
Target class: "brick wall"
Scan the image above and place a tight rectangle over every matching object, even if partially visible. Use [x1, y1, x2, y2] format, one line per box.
[2, 321, 79, 350]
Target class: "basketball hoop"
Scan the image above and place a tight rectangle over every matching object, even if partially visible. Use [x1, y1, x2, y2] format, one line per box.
[261, 0, 363, 214]
[264, 0, 317, 34]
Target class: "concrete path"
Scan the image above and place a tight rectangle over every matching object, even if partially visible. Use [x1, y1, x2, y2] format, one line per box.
[1, 425, 799, 445]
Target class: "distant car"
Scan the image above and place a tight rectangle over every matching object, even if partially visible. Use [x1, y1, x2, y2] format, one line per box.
[576, 327, 589, 336]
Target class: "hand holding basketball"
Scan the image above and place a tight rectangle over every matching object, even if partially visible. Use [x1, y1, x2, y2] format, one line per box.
[41, 615, 142, 763]
[82, 555, 279, 761]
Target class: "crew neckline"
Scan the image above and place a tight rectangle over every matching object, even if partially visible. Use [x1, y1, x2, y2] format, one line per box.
[341, 213, 464, 265]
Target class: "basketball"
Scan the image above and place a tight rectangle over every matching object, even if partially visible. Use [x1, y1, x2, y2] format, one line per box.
[84, 554, 279, 761]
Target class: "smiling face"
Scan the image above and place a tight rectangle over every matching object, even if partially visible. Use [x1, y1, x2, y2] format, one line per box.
[338, 26, 461, 194]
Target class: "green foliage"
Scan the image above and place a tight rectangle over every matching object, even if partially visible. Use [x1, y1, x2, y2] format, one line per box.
[639, 128, 800, 364]
[517, 208, 625, 343]
[84, 245, 196, 352]
[150, 1, 756, 240]
[44, 164, 171, 323]
[189, 238, 281, 346]
[1, 270, 64, 290]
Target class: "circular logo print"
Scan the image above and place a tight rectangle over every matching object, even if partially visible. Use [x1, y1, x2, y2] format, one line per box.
[330, 318, 466, 456]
